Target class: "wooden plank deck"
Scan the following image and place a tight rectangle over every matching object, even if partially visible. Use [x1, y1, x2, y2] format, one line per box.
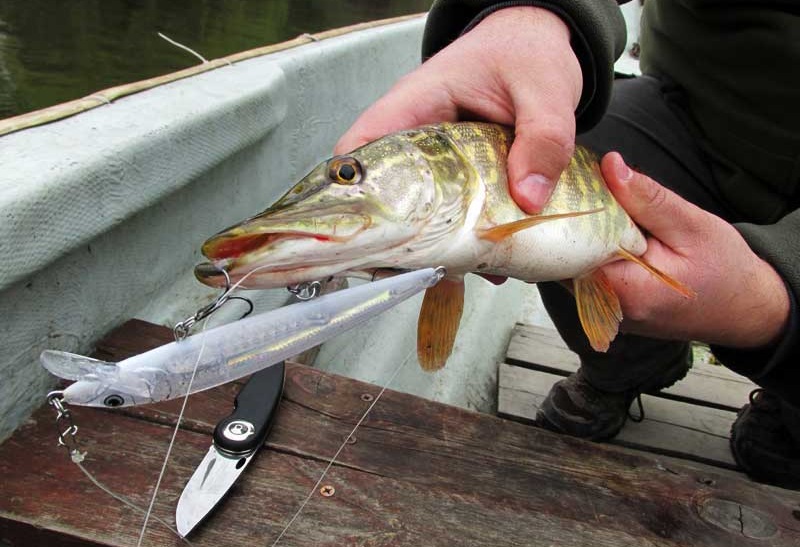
[506, 324, 756, 411]
[2, 320, 800, 546]
[499, 323, 758, 469]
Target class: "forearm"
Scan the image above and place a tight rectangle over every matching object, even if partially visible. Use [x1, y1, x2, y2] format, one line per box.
[711, 210, 800, 408]
[422, 0, 627, 131]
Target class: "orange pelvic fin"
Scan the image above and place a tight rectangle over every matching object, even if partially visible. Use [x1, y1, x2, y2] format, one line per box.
[417, 277, 465, 371]
[574, 269, 623, 353]
[617, 247, 696, 299]
[478, 208, 604, 243]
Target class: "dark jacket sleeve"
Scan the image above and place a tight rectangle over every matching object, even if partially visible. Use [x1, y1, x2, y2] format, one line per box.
[711, 211, 800, 409]
[421, 0, 628, 132]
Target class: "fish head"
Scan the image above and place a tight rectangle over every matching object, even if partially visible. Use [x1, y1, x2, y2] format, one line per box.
[195, 126, 476, 288]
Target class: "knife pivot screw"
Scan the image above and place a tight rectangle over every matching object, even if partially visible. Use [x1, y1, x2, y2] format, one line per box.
[320, 485, 335, 497]
[360, 393, 374, 402]
[344, 435, 357, 445]
[223, 420, 256, 441]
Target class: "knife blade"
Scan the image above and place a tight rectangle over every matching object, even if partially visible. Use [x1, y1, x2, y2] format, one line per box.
[176, 360, 285, 537]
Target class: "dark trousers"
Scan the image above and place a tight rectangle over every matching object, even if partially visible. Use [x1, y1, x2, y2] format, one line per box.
[538, 75, 736, 392]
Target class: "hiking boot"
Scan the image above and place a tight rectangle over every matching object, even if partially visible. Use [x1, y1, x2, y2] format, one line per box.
[730, 389, 800, 490]
[535, 359, 691, 441]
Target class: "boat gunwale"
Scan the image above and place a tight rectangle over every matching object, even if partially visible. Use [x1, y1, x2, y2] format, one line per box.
[0, 13, 425, 138]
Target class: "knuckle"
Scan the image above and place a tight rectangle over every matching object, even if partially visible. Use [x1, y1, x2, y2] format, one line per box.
[539, 127, 575, 160]
[517, 117, 574, 156]
[622, 302, 653, 324]
[641, 182, 669, 211]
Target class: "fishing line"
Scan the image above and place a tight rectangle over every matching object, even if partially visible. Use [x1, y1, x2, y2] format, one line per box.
[158, 32, 209, 64]
[74, 461, 192, 545]
[136, 262, 286, 545]
[269, 347, 415, 547]
[136, 314, 211, 546]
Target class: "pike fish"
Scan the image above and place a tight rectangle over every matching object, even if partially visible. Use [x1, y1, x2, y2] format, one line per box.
[196, 122, 693, 370]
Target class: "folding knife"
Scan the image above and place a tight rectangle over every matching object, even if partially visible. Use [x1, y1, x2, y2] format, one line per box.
[176, 360, 285, 537]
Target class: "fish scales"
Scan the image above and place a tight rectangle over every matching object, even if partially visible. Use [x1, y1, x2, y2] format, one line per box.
[434, 123, 640, 279]
[443, 123, 628, 245]
[443, 123, 511, 224]
[546, 146, 630, 249]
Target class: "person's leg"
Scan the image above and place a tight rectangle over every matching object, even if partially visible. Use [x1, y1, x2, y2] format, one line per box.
[536, 75, 727, 439]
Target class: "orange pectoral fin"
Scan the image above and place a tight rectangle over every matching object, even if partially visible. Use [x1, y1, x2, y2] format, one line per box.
[417, 277, 465, 371]
[617, 247, 696, 299]
[477, 208, 604, 243]
[574, 270, 623, 353]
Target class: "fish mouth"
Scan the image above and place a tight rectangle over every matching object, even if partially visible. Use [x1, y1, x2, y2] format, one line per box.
[202, 230, 344, 261]
[201, 211, 373, 261]
[194, 257, 353, 289]
[195, 212, 399, 289]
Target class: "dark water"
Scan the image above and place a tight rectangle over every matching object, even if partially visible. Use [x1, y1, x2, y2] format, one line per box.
[0, 0, 430, 120]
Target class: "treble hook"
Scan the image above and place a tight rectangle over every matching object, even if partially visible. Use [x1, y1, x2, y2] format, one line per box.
[287, 280, 322, 301]
[173, 267, 254, 340]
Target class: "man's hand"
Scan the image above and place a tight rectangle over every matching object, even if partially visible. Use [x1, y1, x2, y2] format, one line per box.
[600, 152, 791, 349]
[335, 7, 582, 214]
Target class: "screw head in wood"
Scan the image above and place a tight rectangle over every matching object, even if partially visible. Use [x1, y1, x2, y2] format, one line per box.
[360, 393, 374, 402]
[320, 485, 335, 497]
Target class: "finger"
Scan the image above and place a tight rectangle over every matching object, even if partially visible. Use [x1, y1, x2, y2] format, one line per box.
[506, 112, 575, 214]
[601, 152, 710, 248]
[334, 81, 458, 155]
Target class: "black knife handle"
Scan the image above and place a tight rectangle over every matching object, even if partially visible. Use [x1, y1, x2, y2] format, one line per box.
[213, 361, 285, 454]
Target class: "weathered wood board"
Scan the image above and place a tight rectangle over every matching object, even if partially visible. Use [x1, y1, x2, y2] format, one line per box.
[506, 323, 756, 411]
[2, 320, 800, 547]
[498, 363, 738, 468]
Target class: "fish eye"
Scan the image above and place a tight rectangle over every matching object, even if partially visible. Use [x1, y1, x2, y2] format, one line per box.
[328, 156, 363, 185]
[103, 394, 125, 407]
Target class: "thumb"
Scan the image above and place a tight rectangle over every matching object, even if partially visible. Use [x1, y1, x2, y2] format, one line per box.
[601, 152, 708, 248]
[334, 82, 457, 155]
[506, 115, 575, 214]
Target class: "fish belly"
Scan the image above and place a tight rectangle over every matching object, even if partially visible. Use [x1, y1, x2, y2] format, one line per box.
[486, 216, 647, 282]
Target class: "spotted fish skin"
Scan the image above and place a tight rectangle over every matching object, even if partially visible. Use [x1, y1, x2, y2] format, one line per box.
[390, 123, 646, 282]
[196, 121, 645, 289]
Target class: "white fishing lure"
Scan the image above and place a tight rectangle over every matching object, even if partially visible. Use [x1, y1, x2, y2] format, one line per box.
[41, 268, 443, 407]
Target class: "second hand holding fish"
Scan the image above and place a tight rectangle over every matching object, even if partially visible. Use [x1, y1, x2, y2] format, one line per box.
[595, 153, 790, 349]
